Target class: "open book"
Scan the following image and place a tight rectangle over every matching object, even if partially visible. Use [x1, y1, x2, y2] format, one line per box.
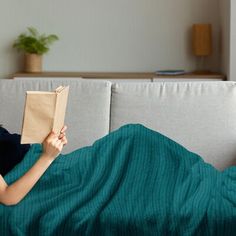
[21, 86, 69, 144]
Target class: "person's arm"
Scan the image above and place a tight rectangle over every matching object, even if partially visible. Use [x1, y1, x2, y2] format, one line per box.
[0, 126, 67, 206]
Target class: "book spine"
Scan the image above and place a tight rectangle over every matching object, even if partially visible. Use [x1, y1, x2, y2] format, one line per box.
[20, 92, 29, 144]
[52, 92, 60, 134]
[52, 86, 69, 135]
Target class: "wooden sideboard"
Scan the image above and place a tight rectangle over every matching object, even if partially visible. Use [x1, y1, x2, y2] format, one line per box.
[12, 72, 226, 82]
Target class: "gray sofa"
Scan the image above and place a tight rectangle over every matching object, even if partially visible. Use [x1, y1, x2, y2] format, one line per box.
[1, 78, 236, 170]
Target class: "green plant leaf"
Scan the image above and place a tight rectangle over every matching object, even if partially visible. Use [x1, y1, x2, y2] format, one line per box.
[13, 27, 59, 55]
[45, 35, 59, 45]
[27, 27, 39, 38]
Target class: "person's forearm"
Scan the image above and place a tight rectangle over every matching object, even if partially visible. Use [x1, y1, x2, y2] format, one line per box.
[1, 154, 53, 206]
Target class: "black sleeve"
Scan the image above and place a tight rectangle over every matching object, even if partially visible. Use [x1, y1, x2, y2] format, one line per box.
[0, 127, 30, 176]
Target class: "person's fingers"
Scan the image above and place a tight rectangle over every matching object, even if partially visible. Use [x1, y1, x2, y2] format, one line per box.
[58, 132, 66, 140]
[58, 125, 67, 139]
[58, 142, 64, 150]
[59, 135, 67, 145]
[60, 125, 67, 133]
[47, 137, 58, 148]
[50, 139, 61, 152]
[61, 136, 68, 146]
[44, 131, 57, 143]
[55, 138, 62, 146]
[55, 139, 64, 151]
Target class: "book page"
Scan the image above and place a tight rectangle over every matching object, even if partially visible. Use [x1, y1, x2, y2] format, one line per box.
[21, 92, 57, 144]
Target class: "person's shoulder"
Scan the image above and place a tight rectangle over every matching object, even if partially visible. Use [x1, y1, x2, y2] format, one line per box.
[0, 126, 9, 135]
[0, 127, 20, 143]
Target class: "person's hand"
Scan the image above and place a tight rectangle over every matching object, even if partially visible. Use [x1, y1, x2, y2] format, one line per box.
[42, 126, 68, 161]
[58, 125, 67, 140]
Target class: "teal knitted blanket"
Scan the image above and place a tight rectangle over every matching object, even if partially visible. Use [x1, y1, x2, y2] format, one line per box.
[0, 124, 236, 236]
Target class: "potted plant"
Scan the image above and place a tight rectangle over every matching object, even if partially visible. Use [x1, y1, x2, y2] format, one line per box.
[13, 27, 59, 72]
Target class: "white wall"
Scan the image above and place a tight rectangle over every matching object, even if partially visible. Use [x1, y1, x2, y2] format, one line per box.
[0, 0, 220, 79]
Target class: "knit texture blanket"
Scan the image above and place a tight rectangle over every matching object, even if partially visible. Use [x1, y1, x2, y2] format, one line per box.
[0, 124, 236, 236]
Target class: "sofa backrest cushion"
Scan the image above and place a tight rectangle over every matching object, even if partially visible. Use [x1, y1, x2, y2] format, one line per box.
[110, 81, 236, 170]
[0, 78, 111, 153]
